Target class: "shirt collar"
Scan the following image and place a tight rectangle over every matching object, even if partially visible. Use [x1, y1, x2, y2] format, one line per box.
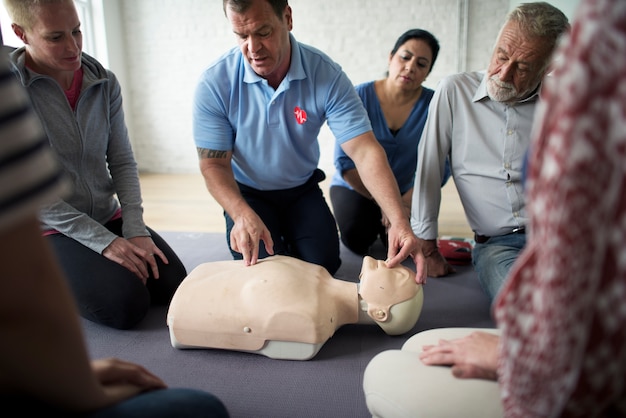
[473, 72, 490, 102]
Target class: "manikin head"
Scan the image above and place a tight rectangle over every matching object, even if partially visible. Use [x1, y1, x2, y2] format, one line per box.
[358, 256, 423, 335]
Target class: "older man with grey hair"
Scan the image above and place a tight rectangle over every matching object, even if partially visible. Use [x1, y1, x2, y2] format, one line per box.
[410, 2, 569, 301]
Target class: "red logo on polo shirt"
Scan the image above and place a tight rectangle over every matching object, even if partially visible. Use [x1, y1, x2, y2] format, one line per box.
[294, 106, 307, 124]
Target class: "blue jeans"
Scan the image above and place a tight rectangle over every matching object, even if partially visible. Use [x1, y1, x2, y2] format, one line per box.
[471, 233, 526, 302]
[2, 388, 229, 417]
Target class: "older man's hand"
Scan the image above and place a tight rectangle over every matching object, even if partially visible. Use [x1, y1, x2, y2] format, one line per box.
[421, 239, 456, 277]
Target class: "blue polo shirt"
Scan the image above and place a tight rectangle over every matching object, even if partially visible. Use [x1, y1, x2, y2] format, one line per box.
[193, 33, 372, 190]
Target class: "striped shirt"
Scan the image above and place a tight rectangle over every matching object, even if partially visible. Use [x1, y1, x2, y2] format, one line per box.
[0, 55, 68, 232]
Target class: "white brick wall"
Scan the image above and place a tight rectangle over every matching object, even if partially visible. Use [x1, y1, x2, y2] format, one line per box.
[117, 0, 509, 174]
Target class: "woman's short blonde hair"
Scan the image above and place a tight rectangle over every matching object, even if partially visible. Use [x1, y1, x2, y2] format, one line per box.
[3, 0, 73, 31]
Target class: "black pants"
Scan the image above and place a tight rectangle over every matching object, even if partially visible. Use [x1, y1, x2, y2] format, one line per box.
[329, 185, 387, 256]
[225, 169, 341, 275]
[0, 388, 229, 418]
[47, 218, 187, 329]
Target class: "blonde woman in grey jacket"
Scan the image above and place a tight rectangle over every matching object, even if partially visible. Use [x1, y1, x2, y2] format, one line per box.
[5, 0, 187, 329]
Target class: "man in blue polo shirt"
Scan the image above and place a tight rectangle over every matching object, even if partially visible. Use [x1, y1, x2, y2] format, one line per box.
[193, 0, 422, 278]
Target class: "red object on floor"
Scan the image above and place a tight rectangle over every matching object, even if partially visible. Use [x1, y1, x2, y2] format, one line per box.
[438, 239, 473, 265]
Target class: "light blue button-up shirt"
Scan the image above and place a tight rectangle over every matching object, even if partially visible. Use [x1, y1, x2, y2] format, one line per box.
[193, 33, 372, 190]
[411, 71, 537, 239]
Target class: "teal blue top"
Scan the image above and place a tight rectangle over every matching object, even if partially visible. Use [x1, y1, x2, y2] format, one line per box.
[331, 80, 448, 194]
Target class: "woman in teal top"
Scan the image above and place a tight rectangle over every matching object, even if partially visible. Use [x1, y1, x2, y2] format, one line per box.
[330, 29, 448, 255]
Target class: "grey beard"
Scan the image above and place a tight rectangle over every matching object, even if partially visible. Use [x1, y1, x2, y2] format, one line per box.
[487, 77, 519, 102]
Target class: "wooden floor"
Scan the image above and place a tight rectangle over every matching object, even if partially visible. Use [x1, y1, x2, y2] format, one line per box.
[139, 173, 473, 239]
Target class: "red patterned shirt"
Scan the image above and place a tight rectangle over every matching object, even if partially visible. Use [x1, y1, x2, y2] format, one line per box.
[495, 0, 626, 416]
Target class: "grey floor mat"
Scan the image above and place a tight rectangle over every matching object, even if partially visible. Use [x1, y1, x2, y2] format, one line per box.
[82, 231, 494, 418]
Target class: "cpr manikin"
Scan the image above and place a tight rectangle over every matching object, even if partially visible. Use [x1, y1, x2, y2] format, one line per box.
[167, 255, 423, 360]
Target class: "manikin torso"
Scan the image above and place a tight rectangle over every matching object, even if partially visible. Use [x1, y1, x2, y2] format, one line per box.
[167, 255, 423, 360]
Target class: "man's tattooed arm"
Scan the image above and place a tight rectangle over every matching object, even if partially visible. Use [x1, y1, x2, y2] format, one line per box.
[197, 148, 229, 159]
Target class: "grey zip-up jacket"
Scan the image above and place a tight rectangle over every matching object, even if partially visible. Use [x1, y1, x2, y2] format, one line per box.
[9, 48, 149, 254]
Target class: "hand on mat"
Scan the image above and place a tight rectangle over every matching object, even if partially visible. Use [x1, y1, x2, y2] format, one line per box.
[92, 358, 167, 403]
[229, 211, 274, 266]
[103, 237, 162, 283]
[419, 331, 499, 381]
[421, 239, 455, 277]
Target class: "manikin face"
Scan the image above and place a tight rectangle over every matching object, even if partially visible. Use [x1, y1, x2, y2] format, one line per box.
[12, 1, 82, 81]
[358, 256, 423, 335]
[486, 20, 553, 103]
[226, 0, 293, 89]
[387, 39, 433, 92]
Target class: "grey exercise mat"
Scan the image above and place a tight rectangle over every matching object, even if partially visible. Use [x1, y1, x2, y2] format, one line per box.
[82, 231, 494, 418]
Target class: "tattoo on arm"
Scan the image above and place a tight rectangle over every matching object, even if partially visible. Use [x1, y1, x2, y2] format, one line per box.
[197, 148, 228, 159]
